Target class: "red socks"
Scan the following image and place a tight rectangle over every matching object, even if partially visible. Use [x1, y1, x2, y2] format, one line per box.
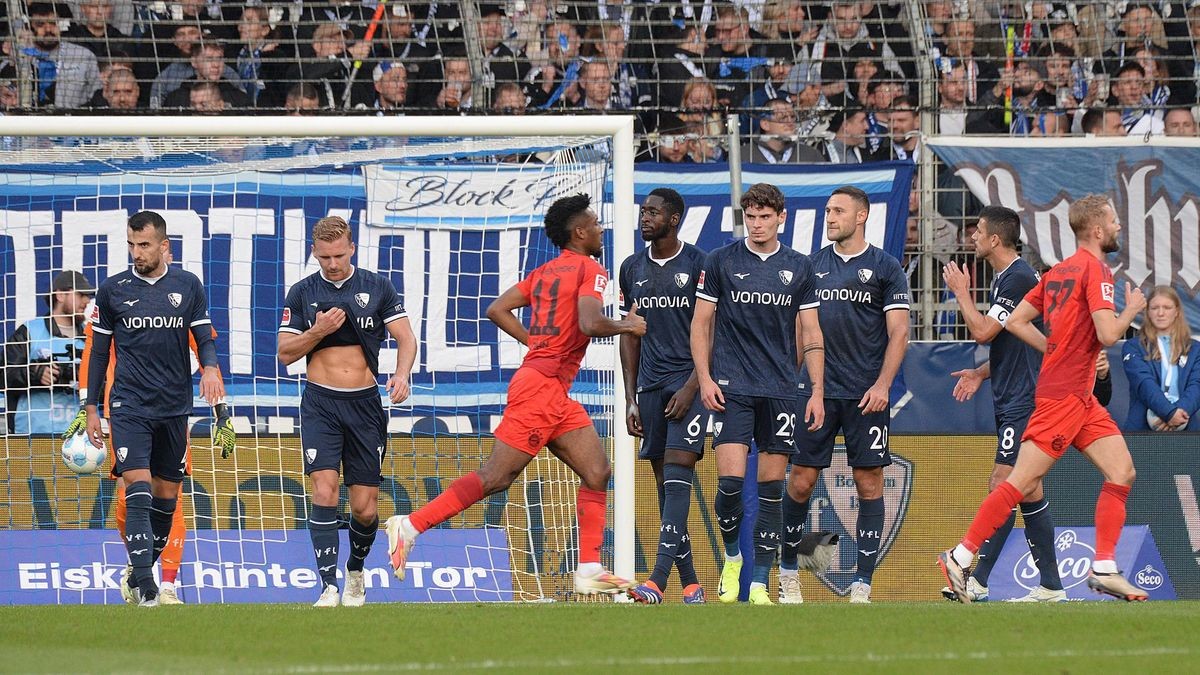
[410, 472, 485, 533]
[577, 487, 607, 565]
[1095, 482, 1131, 562]
[963, 481, 1023, 552]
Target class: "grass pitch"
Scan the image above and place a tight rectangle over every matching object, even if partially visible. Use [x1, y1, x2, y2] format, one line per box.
[2, 601, 1197, 673]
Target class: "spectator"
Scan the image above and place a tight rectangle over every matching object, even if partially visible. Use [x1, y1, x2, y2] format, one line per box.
[428, 54, 475, 110]
[279, 23, 371, 109]
[1130, 45, 1174, 107]
[977, 59, 1064, 135]
[1038, 43, 1097, 118]
[297, 1, 376, 59]
[923, 0, 954, 50]
[942, 19, 999, 106]
[1121, 286, 1200, 431]
[677, 78, 724, 162]
[189, 79, 226, 113]
[375, 1, 439, 107]
[65, 0, 135, 61]
[492, 81, 527, 114]
[2, 270, 93, 435]
[0, 62, 18, 110]
[1164, 107, 1199, 136]
[589, 22, 652, 116]
[18, 2, 102, 108]
[1102, 1, 1165, 75]
[231, 3, 291, 108]
[479, 3, 528, 86]
[156, 41, 249, 109]
[1042, 3, 1082, 55]
[761, 0, 818, 93]
[284, 82, 320, 115]
[846, 51, 881, 104]
[863, 75, 905, 155]
[653, 21, 710, 118]
[739, 42, 800, 132]
[1174, 1, 1200, 105]
[95, 66, 138, 109]
[525, 19, 583, 109]
[576, 60, 616, 111]
[884, 95, 920, 161]
[859, 0, 915, 79]
[1080, 107, 1127, 136]
[83, 52, 134, 107]
[706, 4, 766, 109]
[368, 61, 408, 112]
[938, 62, 970, 134]
[740, 96, 824, 163]
[1112, 62, 1165, 135]
[819, 106, 868, 163]
[814, 2, 904, 99]
[135, 22, 204, 99]
[643, 113, 695, 164]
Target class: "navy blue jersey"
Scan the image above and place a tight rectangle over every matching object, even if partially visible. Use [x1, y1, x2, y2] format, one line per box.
[987, 257, 1042, 414]
[279, 268, 406, 375]
[91, 267, 212, 418]
[696, 240, 819, 399]
[619, 242, 707, 392]
[800, 244, 910, 399]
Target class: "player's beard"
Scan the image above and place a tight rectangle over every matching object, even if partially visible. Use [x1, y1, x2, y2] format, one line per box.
[134, 253, 163, 276]
[1101, 233, 1120, 253]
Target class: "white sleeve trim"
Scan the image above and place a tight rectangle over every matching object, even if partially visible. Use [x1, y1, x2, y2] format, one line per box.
[278, 327, 303, 334]
[383, 312, 408, 324]
[883, 303, 911, 311]
[617, 309, 628, 317]
[798, 301, 821, 310]
[696, 291, 718, 303]
[190, 319, 212, 327]
[91, 326, 113, 335]
[986, 304, 1010, 326]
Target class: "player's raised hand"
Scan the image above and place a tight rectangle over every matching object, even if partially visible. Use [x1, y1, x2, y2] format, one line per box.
[858, 381, 890, 414]
[804, 395, 824, 431]
[198, 366, 225, 406]
[1125, 283, 1147, 314]
[625, 399, 643, 437]
[313, 307, 347, 337]
[386, 374, 411, 404]
[941, 261, 971, 297]
[62, 405, 87, 439]
[699, 378, 725, 412]
[951, 368, 983, 402]
[624, 303, 647, 337]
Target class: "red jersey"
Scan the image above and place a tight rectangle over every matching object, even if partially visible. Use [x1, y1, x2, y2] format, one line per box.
[1024, 248, 1115, 400]
[517, 249, 609, 386]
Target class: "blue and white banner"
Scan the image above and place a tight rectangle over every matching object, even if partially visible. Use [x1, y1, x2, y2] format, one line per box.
[0, 528, 512, 604]
[929, 137, 1200, 334]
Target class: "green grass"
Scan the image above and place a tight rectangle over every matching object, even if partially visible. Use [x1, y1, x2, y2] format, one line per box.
[2, 602, 1198, 673]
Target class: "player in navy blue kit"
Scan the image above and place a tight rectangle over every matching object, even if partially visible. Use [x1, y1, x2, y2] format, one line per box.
[83, 210, 227, 607]
[691, 182, 826, 606]
[941, 205, 1064, 602]
[619, 188, 709, 604]
[277, 216, 417, 607]
[782, 187, 909, 604]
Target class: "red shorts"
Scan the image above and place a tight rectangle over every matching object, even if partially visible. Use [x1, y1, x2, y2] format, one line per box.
[1022, 395, 1121, 459]
[494, 367, 593, 457]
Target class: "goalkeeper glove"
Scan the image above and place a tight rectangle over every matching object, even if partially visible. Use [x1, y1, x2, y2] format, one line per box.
[213, 402, 237, 459]
[63, 405, 87, 440]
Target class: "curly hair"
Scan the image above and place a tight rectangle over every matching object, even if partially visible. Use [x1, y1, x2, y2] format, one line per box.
[740, 183, 785, 213]
[544, 194, 593, 249]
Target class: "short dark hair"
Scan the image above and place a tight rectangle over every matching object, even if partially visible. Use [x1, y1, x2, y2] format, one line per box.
[128, 210, 167, 239]
[891, 94, 917, 111]
[1115, 61, 1145, 79]
[740, 183, 785, 213]
[978, 205, 1021, 248]
[648, 187, 685, 219]
[830, 185, 870, 215]
[543, 193, 592, 249]
[1080, 107, 1115, 133]
[1037, 42, 1076, 59]
[830, 106, 866, 133]
[27, 2, 57, 18]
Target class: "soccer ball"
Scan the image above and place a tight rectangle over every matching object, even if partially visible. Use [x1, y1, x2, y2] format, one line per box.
[61, 432, 107, 475]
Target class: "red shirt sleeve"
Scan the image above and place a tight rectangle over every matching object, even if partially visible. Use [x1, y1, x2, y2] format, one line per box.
[1084, 256, 1116, 314]
[578, 258, 609, 302]
[517, 273, 535, 302]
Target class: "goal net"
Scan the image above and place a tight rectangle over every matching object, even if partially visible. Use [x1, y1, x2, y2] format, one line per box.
[0, 116, 637, 604]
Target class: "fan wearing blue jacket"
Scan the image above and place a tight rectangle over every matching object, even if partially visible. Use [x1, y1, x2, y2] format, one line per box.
[1121, 286, 1200, 431]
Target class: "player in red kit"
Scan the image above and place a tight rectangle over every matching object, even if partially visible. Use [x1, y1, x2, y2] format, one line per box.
[384, 193, 647, 595]
[939, 194, 1150, 602]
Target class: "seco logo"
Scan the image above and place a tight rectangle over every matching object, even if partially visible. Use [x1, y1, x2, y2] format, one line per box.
[1013, 529, 1094, 591]
[1134, 564, 1164, 590]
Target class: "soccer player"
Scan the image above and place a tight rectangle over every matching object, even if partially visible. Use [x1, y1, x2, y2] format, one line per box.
[619, 188, 708, 604]
[782, 186, 909, 605]
[277, 216, 417, 608]
[940, 205, 1064, 602]
[939, 194, 1149, 603]
[692, 182, 825, 606]
[82, 210, 226, 607]
[385, 194, 646, 595]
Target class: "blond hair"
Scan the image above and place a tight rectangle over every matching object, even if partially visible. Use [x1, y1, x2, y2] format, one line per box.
[1067, 194, 1111, 236]
[1139, 286, 1192, 364]
[312, 216, 352, 243]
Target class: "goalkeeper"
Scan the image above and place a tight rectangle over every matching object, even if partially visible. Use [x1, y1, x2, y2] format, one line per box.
[66, 231, 234, 606]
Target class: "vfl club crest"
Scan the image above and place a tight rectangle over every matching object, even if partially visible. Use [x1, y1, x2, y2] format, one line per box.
[857, 269, 874, 284]
[806, 447, 913, 596]
[305, 448, 318, 464]
[355, 293, 370, 308]
[116, 446, 128, 463]
[167, 293, 182, 308]
[779, 270, 794, 285]
[674, 272, 690, 288]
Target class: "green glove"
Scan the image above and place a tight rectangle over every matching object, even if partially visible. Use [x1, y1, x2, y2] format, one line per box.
[213, 403, 237, 459]
[63, 406, 87, 440]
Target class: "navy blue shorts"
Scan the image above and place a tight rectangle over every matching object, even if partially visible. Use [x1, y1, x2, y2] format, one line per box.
[793, 397, 891, 469]
[994, 407, 1033, 466]
[637, 386, 709, 459]
[109, 413, 188, 482]
[711, 394, 797, 455]
[300, 383, 388, 487]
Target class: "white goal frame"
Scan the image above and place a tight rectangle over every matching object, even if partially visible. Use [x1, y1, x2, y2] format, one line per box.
[4, 114, 639, 588]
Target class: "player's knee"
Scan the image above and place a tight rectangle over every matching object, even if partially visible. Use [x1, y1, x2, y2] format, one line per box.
[580, 462, 611, 492]
[477, 465, 519, 494]
[351, 503, 378, 524]
[787, 475, 815, 501]
[1111, 464, 1136, 487]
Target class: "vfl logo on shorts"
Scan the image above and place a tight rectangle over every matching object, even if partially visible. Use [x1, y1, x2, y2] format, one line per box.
[168, 293, 182, 308]
[305, 448, 317, 464]
[355, 293, 370, 308]
[116, 446, 128, 463]
[712, 422, 723, 437]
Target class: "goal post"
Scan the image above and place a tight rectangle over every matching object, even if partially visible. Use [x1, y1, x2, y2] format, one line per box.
[0, 115, 637, 602]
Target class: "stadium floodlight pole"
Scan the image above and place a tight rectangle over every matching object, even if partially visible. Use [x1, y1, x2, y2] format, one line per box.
[0, 114, 641, 593]
[726, 114, 744, 239]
